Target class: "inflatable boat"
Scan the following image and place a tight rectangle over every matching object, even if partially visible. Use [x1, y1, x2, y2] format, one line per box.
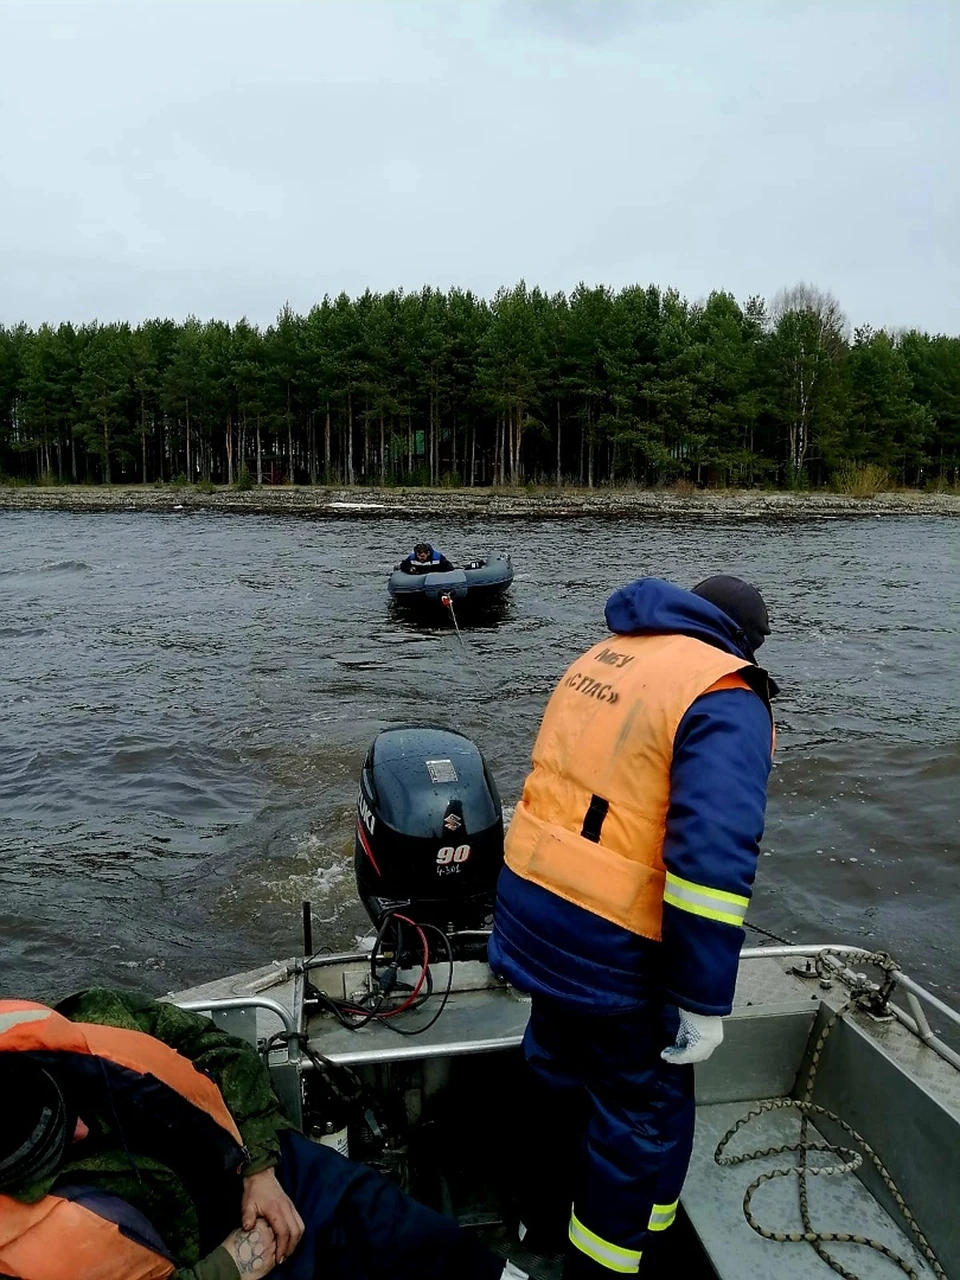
[387, 553, 513, 605]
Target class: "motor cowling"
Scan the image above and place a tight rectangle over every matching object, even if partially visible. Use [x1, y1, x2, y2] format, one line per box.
[354, 726, 504, 934]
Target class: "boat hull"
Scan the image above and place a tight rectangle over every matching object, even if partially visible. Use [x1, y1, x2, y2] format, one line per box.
[388, 555, 514, 605]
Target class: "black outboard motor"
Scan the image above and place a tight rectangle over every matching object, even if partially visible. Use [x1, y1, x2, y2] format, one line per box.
[355, 726, 504, 940]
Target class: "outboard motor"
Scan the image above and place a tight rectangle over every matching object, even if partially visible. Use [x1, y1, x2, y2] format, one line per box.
[355, 726, 504, 940]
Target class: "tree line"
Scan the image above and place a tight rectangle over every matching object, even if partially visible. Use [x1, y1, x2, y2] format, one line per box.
[0, 282, 957, 489]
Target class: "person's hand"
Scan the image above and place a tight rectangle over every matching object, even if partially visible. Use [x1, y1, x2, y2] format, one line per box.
[241, 1167, 305, 1264]
[220, 1217, 277, 1276]
[661, 1009, 724, 1065]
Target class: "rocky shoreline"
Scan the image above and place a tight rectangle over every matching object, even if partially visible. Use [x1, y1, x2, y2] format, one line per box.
[1, 483, 958, 520]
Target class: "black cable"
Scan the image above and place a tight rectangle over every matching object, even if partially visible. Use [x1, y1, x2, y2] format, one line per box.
[369, 911, 400, 982]
[295, 894, 398, 975]
[374, 922, 454, 1037]
[408, 967, 435, 1009]
[260, 1030, 289, 1062]
[300, 912, 407, 1032]
[306, 918, 453, 1035]
[744, 918, 791, 946]
[298, 910, 457, 1037]
[311, 988, 387, 1031]
[260, 1030, 367, 1110]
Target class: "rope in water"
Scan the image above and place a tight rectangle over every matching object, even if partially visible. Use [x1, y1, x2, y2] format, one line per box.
[714, 949, 946, 1279]
[440, 592, 495, 695]
[440, 592, 466, 649]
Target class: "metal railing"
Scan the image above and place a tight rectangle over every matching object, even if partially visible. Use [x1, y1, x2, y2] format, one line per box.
[172, 943, 960, 1074]
[740, 944, 960, 1072]
[176, 994, 299, 1060]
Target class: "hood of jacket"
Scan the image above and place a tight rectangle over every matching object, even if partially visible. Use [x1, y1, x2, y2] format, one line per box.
[604, 576, 757, 661]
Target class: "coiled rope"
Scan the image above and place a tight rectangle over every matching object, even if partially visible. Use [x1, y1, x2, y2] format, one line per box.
[714, 949, 947, 1279]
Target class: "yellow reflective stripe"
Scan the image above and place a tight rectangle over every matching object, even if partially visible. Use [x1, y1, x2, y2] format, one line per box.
[569, 1211, 641, 1274]
[663, 872, 749, 927]
[665, 872, 749, 909]
[647, 1199, 678, 1232]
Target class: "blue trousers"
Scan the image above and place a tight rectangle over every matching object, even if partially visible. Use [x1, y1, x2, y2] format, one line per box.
[520, 998, 696, 1279]
[274, 1131, 503, 1280]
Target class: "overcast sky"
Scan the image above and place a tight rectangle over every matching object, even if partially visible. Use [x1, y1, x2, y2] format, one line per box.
[1, 0, 957, 333]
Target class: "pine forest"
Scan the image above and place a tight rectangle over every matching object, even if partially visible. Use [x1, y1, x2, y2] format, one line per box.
[1, 282, 958, 491]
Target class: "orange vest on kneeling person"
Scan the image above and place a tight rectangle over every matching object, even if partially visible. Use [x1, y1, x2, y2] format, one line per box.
[505, 632, 770, 942]
[0, 1000, 245, 1280]
[0, 1189, 176, 1280]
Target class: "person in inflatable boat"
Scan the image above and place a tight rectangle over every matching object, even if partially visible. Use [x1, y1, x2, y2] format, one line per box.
[398, 542, 455, 574]
[0, 987, 512, 1280]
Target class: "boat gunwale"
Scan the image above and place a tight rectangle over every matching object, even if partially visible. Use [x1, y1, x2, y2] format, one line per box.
[170, 941, 960, 1076]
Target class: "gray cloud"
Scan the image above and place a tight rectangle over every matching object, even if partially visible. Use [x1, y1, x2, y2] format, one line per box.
[0, 0, 957, 332]
[502, 0, 647, 41]
[501, 0, 712, 42]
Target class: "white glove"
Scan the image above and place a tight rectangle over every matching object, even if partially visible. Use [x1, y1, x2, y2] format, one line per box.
[661, 1009, 724, 1065]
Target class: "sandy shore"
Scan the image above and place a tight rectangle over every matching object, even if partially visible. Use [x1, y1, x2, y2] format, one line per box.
[1, 484, 958, 519]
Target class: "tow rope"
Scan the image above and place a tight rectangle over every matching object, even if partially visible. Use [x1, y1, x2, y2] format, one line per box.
[714, 949, 946, 1279]
[440, 592, 465, 649]
[440, 592, 494, 694]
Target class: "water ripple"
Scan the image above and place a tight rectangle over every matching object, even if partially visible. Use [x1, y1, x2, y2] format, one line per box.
[1, 509, 957, 1001]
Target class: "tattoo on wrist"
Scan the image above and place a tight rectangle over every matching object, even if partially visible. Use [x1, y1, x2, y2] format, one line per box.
[234, 1227, 269, 1273]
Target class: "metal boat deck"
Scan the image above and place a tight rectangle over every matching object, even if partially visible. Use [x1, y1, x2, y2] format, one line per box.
[171, 945, 960, 1278]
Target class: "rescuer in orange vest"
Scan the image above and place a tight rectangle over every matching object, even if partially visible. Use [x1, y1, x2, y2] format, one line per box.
[0, 989, 510, 1280]
[488, 575, 776, 1279]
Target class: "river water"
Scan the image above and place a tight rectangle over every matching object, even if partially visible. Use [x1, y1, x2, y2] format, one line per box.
[1, 510, 958, 1004]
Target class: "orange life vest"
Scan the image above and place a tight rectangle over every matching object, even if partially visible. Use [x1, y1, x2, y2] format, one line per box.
[0, 1000, 245, 1280]
[0, 1192, 175, 1280]
[505, 633, 772, 941]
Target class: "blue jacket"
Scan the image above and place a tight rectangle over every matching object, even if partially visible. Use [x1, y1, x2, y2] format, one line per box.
[488, 578, 774, 1017]
[401, 550, 455, 575]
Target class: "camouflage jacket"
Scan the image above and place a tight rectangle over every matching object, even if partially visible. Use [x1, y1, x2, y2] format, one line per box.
[12, 987, 297, 1280]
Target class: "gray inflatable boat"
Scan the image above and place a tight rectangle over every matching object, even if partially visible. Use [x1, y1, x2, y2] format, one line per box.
[388, 554, 514, 604]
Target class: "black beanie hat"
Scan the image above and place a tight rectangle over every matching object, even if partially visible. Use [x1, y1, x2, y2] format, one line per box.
[0, 1056, 71, 1191]
[691, 575, 770, 654]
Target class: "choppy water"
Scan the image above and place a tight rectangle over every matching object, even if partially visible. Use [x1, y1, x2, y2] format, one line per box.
[1, 510, 958, 1004]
